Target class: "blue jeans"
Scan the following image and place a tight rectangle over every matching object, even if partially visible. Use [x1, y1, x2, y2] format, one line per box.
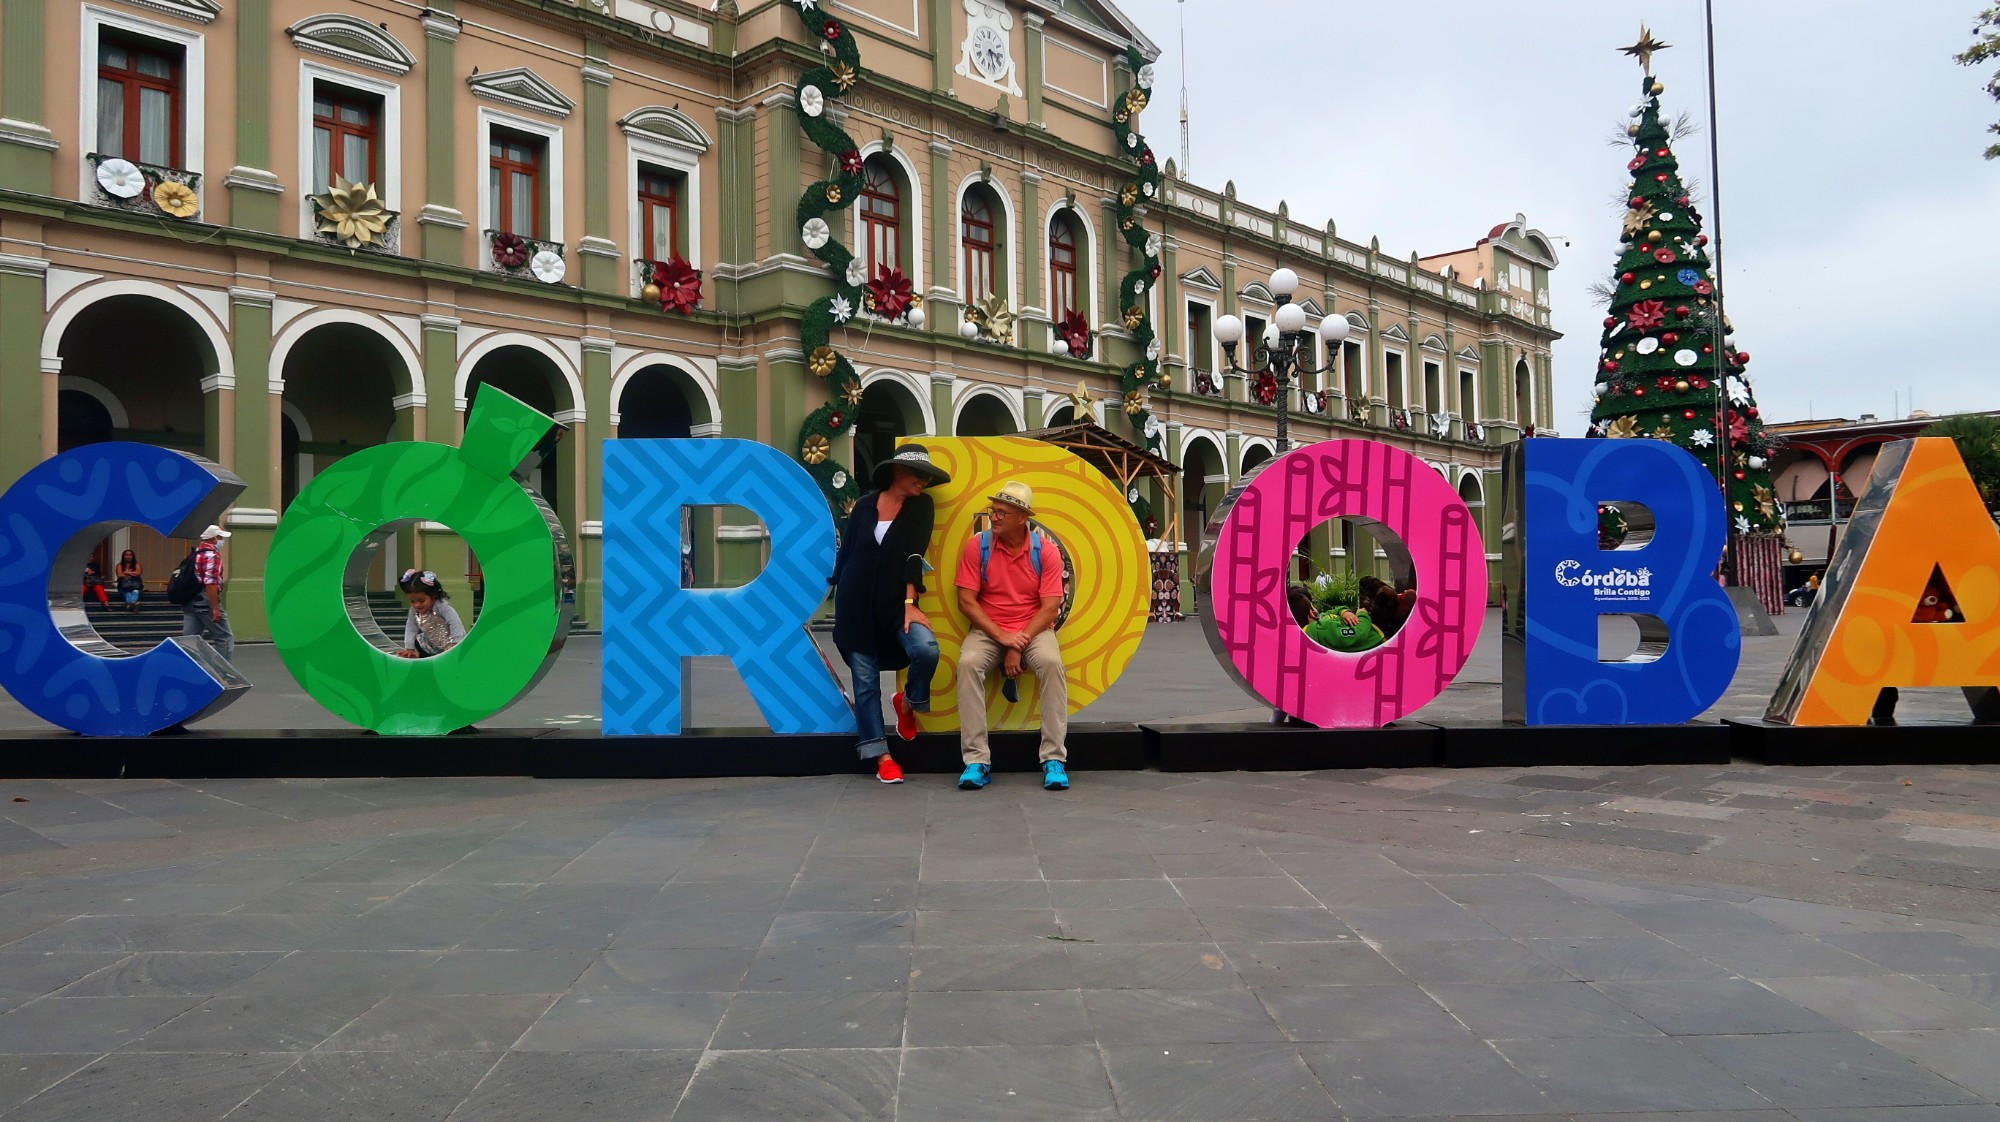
[847, 622, 939, 760]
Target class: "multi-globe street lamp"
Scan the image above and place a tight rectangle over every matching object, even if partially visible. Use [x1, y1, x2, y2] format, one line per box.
[1211, 268, 1351, 452]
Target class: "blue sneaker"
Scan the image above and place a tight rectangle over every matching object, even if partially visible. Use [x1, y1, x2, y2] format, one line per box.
[957, 763, 991, 790]
[1042, 761, 1070, 791]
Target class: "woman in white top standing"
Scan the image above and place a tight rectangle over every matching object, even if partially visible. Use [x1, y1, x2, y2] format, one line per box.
[393, 568, 467, 658]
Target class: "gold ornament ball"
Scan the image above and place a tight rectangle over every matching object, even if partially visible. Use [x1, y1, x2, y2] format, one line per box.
[1789, 548, 1805, 563]
[1639, 280, 1652, 290]
[1627, 124, 1640, 136]
[1650, 81, 1664, 94]
[640, 282, 662, 303]
[1646, 230, 1663, 243]
[1675, 379, 1689, 392]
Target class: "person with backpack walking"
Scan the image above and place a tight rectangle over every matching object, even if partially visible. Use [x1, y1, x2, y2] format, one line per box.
[828, 445, 949, 784]
[175, 524, 233, 661]
[952, 481, 1070, 792]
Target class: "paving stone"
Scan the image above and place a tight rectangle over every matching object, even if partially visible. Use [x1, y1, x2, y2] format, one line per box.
[1520, 820, 1714, 855]
[0, 997, 200, 1053]
[1756, 975, 2000, 1031]
[1371, 939, 1576, 984]
[3, 1050, 299, 1121]
[1824, 932, 2000, 975]
[225, 950, 441, 995]
[914, 909, 1060, 947]
[1669, 930, 1889, 977]
[1063, 943, 1235, 989]
[1854, 855, 2000, 893]
[0, 953, 125, 999]
[1682, 1032, 1983, 1109]
[905, 989, 1092, 1046]
[403, 948, 598, 995]
[0, 1056, 95, 1115]
[910, 943, 1080, 991]
[514, 992, 729, 1050]
[1055, 907, 1210, 944]
[226, 1050, 497, 1121]
[125, 994, 379, 1052]
[1255, 984, 1470, 1042]
[896, 1045, 1114, 1122]
[1221, 941, 1406, 987]
[1332, 903, 1507, 943]
[445, 1050, 700, 1122]
[1865, 1029, 2000, 1100]
[1085, 986, 1287, 1044]
[1043, 879, 1181, 909]
[1595, 978, 1847, 1035]
[1492, 1035, 1771, 1112]
[322, 993, 552, 1050]
[918, 880, 1054, 910]
[1192, 906, 1355, 943]
[738, 945, 913, 991]
[1426, 981, 1662, 1039]
[53, 951, 283, 997]
[1525, 936, 1736, 981]
[1104, 1043, 1338, 1121]
[710, 989, 907, 1049]
[1299, 1038, 1557, 1117]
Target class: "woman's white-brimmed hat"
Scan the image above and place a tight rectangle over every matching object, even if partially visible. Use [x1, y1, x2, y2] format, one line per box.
[988, 480, 1036, 516]
[871, 444, 953, 489]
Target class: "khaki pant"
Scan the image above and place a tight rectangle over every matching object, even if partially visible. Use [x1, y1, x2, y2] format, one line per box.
[957, 629, 1068, 764]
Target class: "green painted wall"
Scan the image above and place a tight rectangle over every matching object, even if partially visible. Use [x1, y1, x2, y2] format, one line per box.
[0, 267, 44, 482]
[224, 294, 276, 638]
[0, 0, 53, 192]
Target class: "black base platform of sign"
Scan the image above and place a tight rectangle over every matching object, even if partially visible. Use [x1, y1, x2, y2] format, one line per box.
[1436, 722, 1733, 768]
[1141, 722, 1441, 772]
[1726, 718, 1999, 766]
[0, 724, 1149, 780]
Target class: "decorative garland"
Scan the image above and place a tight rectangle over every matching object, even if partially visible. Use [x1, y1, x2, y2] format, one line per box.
[786, 0, 875, 514]
[1108, 46, 1166, 470]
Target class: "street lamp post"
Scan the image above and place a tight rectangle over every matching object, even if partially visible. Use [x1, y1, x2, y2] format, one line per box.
[1212, 268, 1350, 452]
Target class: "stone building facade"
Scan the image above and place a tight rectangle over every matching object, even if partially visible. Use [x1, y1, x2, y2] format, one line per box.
[0, 0, 1560, 637]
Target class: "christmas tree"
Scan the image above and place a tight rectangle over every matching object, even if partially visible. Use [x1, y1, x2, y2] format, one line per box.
[1588, 28, 1783, 537]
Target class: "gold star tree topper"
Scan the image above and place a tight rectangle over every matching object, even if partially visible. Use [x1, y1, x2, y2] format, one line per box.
[1068, 380, 1099, 422]
[1619, 25, 1671, 73]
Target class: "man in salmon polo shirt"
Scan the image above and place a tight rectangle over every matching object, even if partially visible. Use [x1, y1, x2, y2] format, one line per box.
[952, 481, 1070, 792]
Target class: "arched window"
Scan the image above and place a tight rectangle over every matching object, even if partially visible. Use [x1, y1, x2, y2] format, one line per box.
[860, 156, 901, 278]
[961, 188, 996, 301]
[1049, 210, 1082, 319]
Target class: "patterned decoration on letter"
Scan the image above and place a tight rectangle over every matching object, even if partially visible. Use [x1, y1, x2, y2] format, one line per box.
[908, 437, 1150, 731]
[1203, 440, 1486, 727]
[602, 439, 855, 736]
[0, 444, 247, 736]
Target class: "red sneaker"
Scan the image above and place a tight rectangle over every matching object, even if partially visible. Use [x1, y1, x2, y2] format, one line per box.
[876, 756, 905, 784]
[892, 691, 919, 741]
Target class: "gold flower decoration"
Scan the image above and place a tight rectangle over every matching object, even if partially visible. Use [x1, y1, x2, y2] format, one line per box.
[1649, 424, 1675, 441]
[967, 294, 1015, 346]
[802, 434, 832, 464]
[1124, 88, 1149, 115]
[1605, 415, 1640, 439]
[152, 180, 199, 219]
[808, 345, 839, 378]
[830, 61, 859, 92]
[1752, 483, 1776, 519]
[1122, 305, 1145, 331]
[825, 183, 843, 205]
[1621, 201, 1655, 238]
[1113, 108, 1129, 124]
[1123, 389, 1149, 416]
[841, 383, 866, 406]
[1119, 184, 1138, 207]
[311, 176, 389, 249]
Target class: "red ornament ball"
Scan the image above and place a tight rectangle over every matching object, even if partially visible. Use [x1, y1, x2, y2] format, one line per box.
[1655, 173, 1668, 182]
[1631, 196, 1645, 207]
[1702, 344, 1714, 354]
[1656, 147, 1669, 157]
[1602, 359, 1619, 372]
[1634, 387, 1647, 397]
[1734, 470, 1746, 480]
[1675, 305, 1689, 316]
[1735, 351, 1750, 364]
[1662, 332, 1679, 344]
[1695, 234, 1708, 246]
[1683, 409, 1697, 420]
[1603, 316, 1616, 328]
[1620, 271, 1636, 283]
[1748, 406, 1759, 418]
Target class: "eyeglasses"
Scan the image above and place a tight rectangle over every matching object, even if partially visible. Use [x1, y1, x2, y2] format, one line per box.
[986, 507, 1017, 519]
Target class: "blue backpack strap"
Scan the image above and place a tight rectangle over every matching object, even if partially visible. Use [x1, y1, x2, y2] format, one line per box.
[978, 529, 992, 584]
[980, 528, 1042, 582]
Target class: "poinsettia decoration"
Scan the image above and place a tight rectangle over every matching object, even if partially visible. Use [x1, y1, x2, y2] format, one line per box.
[653, 255, 702, 314]
[1059, 311, 1092, 358]
[1253, 371, 1278, 406]
[491, 232, 530, 268]
[1627, 298, 1666, 330]
[864, 264, 914, 321]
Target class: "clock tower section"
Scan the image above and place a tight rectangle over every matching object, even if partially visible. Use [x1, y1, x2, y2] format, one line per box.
[956, 0, 1024, 97]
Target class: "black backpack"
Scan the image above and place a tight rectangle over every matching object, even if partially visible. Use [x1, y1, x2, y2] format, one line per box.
[166, 548, 202, 605]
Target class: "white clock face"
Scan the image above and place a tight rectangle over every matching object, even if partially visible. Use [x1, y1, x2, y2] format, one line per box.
[969, 25, 1009, 80]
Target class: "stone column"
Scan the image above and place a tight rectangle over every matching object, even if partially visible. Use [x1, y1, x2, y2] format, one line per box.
[714, 356, 758, 590]
[577, 46, 619, 294]
[418, 8, 467, 265]
[1022, 387, 1043, 429]
[0, 0, 55, 192]
[930, 372, 956, 438]
[1023, 13, 1045, 127]
[224, 0, 284, 230]
[762, 92, 801, 260]
[224, 286, 278, 638]
[576, 335, 613, 624]
[927, 139, 953, 326]
[0, 253, 46, 481]
[416, 314, 462, 576]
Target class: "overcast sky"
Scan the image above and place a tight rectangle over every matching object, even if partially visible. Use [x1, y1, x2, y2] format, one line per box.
[1115, 0, 2000, 430]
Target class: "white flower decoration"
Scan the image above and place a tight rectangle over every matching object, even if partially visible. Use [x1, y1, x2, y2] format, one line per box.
[1634, 337, 1659, 355]
[1735, 515, 1751, 534]
[1673, 348, 1698, 367]
[1127, 487, 1141, 503]
[1691, 429, 1715, 447]
[1146, 340, 1161, 361]
[1125, 133, 1139, 149]
[95, 158, 145, 199]
[830, 294, 853, 322]
[1144, 232, 1162, 257]
[1132, 278, 1147, 295]
[1142, 181, 1156, 198]
[1138, 65, 1156, 90]
[845, 258, 869, 286]
[799, 85, 825, 117]
[831, 470, 848, 488]
[797, 0, 816, 9]
[802, 217, 832, 250]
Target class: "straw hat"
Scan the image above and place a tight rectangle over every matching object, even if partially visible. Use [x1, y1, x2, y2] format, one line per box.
[988, 480, 1036, 516]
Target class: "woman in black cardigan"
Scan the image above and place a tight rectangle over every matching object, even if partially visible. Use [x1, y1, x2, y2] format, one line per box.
[830, 444, 950, 783]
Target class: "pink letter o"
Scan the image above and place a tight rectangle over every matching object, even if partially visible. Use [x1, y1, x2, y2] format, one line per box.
[1204, 440, 1486, 727]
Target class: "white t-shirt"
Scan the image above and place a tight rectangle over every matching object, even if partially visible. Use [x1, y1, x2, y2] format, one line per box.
[874, 520, 890, 544]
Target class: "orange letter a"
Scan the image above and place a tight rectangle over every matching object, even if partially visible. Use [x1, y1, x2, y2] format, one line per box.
[1767, 437, 2000, 725]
